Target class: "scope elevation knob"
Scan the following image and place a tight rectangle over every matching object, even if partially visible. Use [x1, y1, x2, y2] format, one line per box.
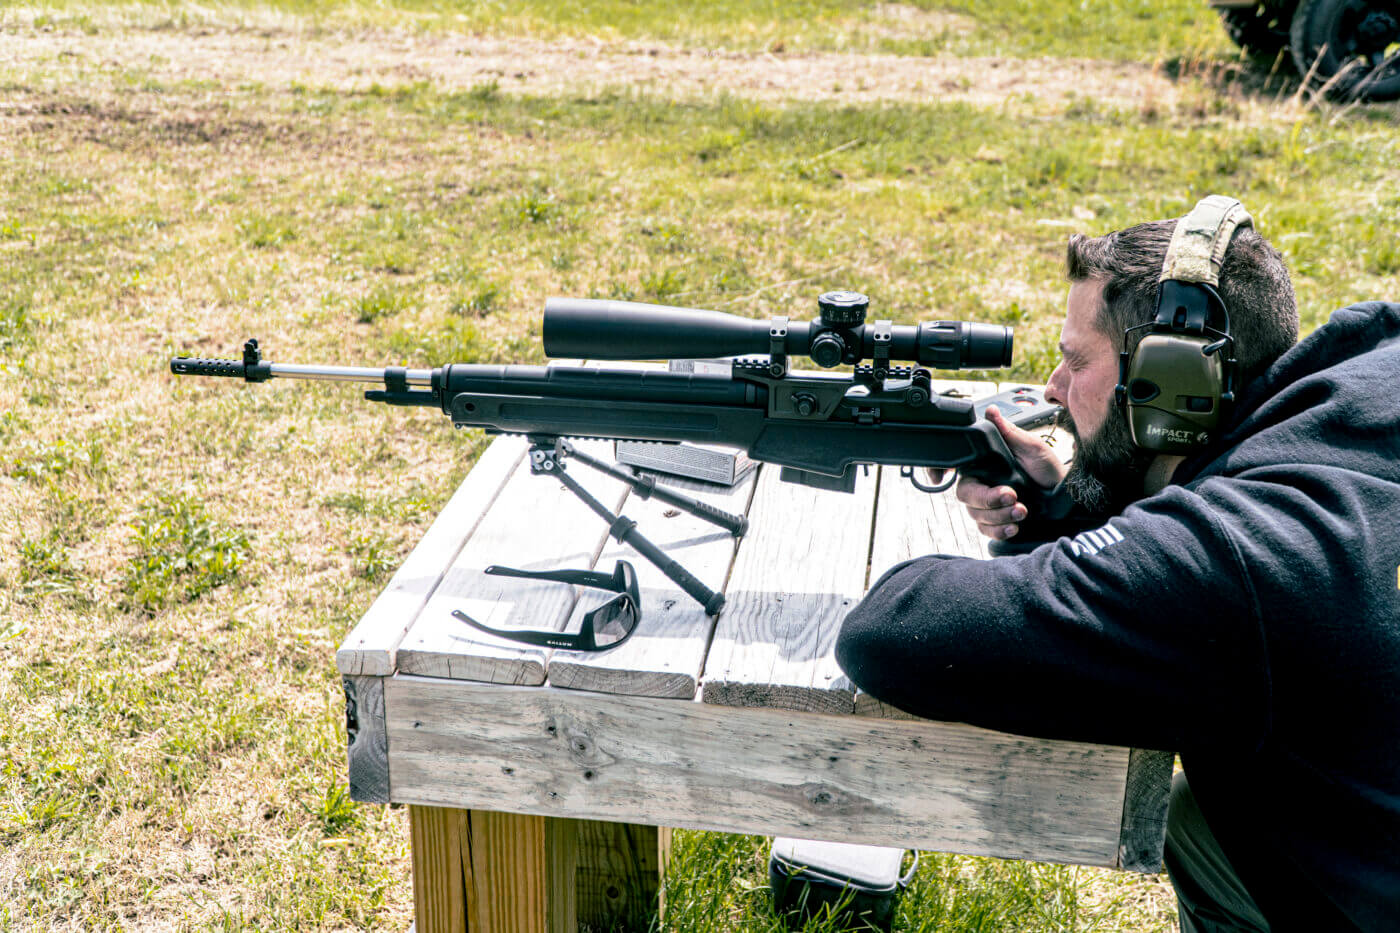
[818, 291, 869, 327]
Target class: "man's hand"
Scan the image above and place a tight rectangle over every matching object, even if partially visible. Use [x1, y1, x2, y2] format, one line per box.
[956, 406, 1068, 541]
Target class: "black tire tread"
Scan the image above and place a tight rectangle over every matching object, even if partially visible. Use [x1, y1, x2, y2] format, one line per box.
[1289, 0, 1400, 101]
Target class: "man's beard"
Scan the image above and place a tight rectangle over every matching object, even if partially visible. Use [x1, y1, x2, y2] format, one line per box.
[1059, 403, 1155, 516]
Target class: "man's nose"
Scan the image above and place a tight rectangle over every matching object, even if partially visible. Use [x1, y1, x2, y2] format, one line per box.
[1045, 362, 1066, 406]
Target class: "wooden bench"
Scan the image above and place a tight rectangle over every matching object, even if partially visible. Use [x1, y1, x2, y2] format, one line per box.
[335, 379, 1174, 933]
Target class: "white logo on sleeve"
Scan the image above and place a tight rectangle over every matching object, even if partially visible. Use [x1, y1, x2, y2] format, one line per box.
[1069, 522, 1125, 557]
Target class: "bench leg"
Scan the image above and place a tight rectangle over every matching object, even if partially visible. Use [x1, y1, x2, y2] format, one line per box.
[657, 827, 674, 922]
[576, 822, 662, 930]
[409, 808, 670, 932]
[409, 806, 579, 933]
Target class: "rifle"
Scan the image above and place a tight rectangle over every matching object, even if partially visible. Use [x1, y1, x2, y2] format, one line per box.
[170, 291, 1064, 613]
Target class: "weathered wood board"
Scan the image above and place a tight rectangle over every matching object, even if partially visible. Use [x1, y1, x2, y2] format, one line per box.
[387, 676, 1131, 867]
[547, 466, 758, 699]
[395, 440, 627, 685]
[344, 674, 389, 804]
[700, 462, 878, 714]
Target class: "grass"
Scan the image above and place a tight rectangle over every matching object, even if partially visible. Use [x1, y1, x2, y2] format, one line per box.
[9, 0, 1233, 59]
[0, 0, 1396, 929]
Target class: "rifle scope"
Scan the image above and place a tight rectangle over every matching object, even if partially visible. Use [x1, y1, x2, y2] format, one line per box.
[543, 291, 1013, 370]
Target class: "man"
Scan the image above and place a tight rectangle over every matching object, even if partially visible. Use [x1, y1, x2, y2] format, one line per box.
[835, 205, 1400, 931]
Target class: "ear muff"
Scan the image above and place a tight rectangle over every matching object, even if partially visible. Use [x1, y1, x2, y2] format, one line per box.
[1115, 195, 1248, 453]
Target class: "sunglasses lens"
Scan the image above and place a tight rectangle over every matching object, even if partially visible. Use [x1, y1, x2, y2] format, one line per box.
[590, 596, 638, 647]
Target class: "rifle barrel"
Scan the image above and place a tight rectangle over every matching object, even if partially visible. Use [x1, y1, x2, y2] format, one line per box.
[269, 363, 434, 385]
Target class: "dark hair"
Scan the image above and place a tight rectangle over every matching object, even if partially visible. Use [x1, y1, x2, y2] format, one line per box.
[1066, 218, 1298, 390]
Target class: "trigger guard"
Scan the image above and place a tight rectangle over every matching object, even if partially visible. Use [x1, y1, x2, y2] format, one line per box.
[901, 465, 957, 494]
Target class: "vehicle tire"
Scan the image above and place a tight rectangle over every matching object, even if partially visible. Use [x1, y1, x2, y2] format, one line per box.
[1290, 0, 1400, 101]
[1219, 4, 1294, 59]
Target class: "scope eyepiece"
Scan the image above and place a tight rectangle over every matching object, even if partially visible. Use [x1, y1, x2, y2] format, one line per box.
[542, 295, 1013, 372]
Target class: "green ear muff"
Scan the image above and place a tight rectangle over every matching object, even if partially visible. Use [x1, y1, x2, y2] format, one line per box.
[1115, 195, 1248, 453]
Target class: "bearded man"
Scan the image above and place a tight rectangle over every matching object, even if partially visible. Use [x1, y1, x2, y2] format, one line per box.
[835, 201, 1400, 931]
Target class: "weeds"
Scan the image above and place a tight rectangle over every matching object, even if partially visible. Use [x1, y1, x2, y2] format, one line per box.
[508, 189, 559, 226]
[121, 493, 251, 613]
[347, 532, 397, 581]
[237, 213, 299, 249]
[352, 283, 416, 323]
[0, 291, 36, 351]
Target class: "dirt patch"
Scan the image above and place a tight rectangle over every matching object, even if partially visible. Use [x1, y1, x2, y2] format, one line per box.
[0, 24, 1196, 112]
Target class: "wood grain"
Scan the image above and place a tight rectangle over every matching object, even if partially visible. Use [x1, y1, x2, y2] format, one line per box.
[410, 805, 580, 933]
[576, 821, 660, 931]
[335, 436, 527, 676]
[547, 467, 757, 699]
[410, 805, 469, 933]
[395, 440, 627, 685]
[388, 677, 1130, 867]
[1117, 748, 1175, 872]
[700, 463, 877, 713]
[343, 675, 389, 804]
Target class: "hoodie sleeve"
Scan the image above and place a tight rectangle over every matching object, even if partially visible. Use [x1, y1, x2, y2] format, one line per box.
[835, 485, 1270, 751]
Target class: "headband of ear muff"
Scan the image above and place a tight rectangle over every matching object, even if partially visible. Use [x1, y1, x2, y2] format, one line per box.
[1115, 195, 1249, 452]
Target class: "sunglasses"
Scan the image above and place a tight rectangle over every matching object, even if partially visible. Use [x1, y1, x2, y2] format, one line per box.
[451, 560, 642, 652]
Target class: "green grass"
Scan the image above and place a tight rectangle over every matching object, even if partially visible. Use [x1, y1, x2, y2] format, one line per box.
[9, 0, 1233, 59]
[0, 0, 1396, 929]
[659, 832, 1176, 932]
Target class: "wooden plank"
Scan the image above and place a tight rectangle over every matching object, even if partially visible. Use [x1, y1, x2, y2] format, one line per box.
[410, 805, 469, 933]
[871, 463, 991, 571]
[547, 467, 758, 699]
[469, 811, 579, 933]
[336, 436, 527, 676]
[1116, 748, 1175, 872]
[343, 675, 390, 803]
[700, 464, 878, 714]
[388, 677, 1131, 867]
[410, 806, 580, 933]
[657, 826, 674, 923]
[576, 821, 660, 930]
[395, 440, 628, 685]
[852, 694, 929, 720]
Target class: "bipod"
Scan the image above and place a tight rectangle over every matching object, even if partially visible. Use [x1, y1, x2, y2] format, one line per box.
[525, 438, 747, 616]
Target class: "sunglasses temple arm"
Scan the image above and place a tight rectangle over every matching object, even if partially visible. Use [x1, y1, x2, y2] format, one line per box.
[452, 610, 589, 650]
[565, 443, 749, 537]
[485, 564, 617, 589]
[552, 465, 725, 616]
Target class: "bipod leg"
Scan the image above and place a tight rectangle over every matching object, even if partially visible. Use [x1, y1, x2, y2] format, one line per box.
[562, 442, 749, 537]
[530, 443, 725, 616]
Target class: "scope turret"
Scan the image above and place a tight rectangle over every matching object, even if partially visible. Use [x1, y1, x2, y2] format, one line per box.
[542, 295, 1012, 371]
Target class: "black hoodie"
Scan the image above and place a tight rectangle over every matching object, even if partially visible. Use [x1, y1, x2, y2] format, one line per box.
[836, 302, 1400, 930]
